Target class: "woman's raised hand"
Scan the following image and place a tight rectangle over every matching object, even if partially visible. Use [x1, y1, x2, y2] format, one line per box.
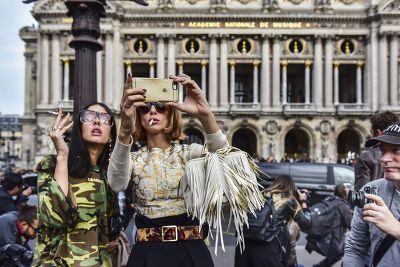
[119, 74, 146, 143]
[167, 74, 212, 119]
[49, 108, 73, 157]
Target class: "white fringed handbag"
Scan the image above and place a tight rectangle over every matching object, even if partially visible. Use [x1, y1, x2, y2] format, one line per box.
[180, 146, 266, 254]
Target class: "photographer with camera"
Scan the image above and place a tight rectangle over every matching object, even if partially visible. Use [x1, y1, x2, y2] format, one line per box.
[343, 122, 400, 267]
[354, 111, 399, 191]
[0, 204, 37, 267]
[0, 172, 32, 216]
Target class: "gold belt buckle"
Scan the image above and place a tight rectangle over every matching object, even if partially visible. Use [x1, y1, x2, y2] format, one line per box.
[161, 225, 178, 242]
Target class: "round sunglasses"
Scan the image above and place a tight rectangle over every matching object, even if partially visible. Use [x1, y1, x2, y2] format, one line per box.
[137, 102, 168, 114]
[80, 110, 114, 128]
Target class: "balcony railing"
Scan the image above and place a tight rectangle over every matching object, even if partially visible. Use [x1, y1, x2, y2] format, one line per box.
[335, 103, 370, 115]
[229, 103, 261, 113]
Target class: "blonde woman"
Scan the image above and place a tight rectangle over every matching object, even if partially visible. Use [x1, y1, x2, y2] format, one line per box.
[108, 73, 228, 267]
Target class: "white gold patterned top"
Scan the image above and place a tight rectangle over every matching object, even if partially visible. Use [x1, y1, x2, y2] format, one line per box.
[108, 130, 228, 219]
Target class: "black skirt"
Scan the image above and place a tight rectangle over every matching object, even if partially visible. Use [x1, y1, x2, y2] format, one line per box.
[126, 213, 214, 267]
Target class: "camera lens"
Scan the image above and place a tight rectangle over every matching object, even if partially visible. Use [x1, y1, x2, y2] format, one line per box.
[348, 190, 366, 208]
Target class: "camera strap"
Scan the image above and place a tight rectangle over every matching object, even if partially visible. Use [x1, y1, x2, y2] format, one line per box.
[372, 186, 398, 267]
[372, 219, 399, 267]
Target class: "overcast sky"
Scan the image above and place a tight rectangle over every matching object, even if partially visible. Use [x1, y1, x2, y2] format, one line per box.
[0, 1, 36, 116]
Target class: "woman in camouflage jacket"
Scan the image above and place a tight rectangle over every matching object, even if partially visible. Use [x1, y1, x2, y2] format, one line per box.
[33, 102, 118, 267]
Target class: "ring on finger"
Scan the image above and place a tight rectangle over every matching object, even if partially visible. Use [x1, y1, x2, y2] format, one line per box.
[57, 126, 62, 129]
[124, 103, 131, 109]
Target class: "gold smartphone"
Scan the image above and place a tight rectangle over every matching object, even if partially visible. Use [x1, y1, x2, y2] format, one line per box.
[132, 78, 179, 102]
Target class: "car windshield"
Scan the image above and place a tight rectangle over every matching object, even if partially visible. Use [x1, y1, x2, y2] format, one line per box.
[290, 164, 328, 184]
[333, 166, 355, 185]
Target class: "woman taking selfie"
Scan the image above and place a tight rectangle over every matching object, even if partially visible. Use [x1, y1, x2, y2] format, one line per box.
[108, 73, 228, 267]
[34, 103, 118, 267]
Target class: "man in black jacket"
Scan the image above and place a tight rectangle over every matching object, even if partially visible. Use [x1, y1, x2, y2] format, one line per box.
[354, 111, 399, 190]
[0, 172, 32, 215]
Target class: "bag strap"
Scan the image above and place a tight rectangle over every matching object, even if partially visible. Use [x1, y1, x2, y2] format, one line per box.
[372, 218, 400, 267]
[265, 196, 277, 226]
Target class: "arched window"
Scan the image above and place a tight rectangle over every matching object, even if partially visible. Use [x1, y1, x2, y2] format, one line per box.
[337, 129, 360, 164]
[183, 128, 204, 145]
[284, 129, 309, 161]
[232, 128, 257, 157]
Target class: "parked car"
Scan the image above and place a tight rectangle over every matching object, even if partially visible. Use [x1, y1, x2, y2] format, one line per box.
[256, 162, 355, 206]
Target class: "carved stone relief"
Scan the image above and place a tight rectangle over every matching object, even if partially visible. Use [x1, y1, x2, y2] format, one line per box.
[264, 121, 280, 135]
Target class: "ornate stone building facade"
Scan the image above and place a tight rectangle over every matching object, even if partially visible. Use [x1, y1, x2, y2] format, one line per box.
[20, 0, 400, 167]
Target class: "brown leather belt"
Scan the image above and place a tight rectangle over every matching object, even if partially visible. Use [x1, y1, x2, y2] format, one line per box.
[136, 225, 205, 242]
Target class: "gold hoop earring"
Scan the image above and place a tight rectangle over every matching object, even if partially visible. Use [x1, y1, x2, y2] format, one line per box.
[107, 139, 113, 160]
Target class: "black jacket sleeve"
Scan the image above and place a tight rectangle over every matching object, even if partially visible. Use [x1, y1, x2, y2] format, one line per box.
[0, 189, 28, 215]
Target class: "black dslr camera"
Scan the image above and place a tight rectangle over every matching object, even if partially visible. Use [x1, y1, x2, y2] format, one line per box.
[22, 184, 37, 195]
[0, 244, 33, 267]
[348, 185, 378, 208]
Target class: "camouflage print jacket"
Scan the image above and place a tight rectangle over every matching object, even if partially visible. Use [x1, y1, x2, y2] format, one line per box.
[33, 155, 118, 267]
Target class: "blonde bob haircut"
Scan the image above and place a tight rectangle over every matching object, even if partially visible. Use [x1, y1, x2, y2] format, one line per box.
[132, 106, 186, 142]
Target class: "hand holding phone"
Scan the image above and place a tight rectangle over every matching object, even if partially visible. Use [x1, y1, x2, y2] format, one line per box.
[132, 78, 178, 103]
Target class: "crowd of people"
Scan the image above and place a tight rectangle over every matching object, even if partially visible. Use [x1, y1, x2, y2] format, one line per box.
[0, 75, 399, 267]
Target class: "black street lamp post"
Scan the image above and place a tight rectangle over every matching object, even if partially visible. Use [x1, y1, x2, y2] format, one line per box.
[65, 0, 106, 114]
[23, 0, 148, 115]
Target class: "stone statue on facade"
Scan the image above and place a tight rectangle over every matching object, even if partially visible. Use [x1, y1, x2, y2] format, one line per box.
[263, 0, 280, 12]
[158, 0, 174, 11]
[315, 0, 332, 12]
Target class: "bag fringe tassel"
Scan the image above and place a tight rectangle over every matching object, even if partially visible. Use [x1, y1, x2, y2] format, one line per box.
[181, 146, 266, 255]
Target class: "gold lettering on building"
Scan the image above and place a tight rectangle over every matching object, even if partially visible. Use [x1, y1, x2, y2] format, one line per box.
[181, 21, 311, 29]
[272, 22, 303, 28]
[188, 22, 221, 28]
[224, 22, 256, 28]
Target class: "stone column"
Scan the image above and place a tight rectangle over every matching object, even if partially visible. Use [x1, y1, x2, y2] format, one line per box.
[313, 36, 323, 108]
[125, 60, 132, 75]
[113, 24, 124, 109]
[149, 60, 155, 78]
[334, 61, 340, 106]
[220, 36, 229, 108]
[96, 47, 102, 102]
[281, 60, 287, 105]
[356, 61, 364, 105]
[167, 35, 176, 76]
[229, 60, 236, 105]
[209, 36, 218, 108]
[23, 53, 34, 115]
[371, 23, 379, 111]
[324, 36, 333, 108]
[390, 34, 399, 106]
[157, 35, 165, 78]
[272, 36, 281, 108]
[260, 35, 270, 109]
[201, 59, 208, 97]
[51, 33, 61, 105]
[177, 60, 184, 103]
[104, 32, 113, 107]
[41, 33, 49, 105]
[364, 39, 371, 108]
[305, 60, 312, 104]
[379, 33, 388, 107]
[36, 33, 41, 106]
[253, 60, 260, 104]
[62, 58, 70, 101]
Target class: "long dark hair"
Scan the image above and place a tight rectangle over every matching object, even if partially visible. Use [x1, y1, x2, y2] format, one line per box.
[267, 175, 297, 197]
[68, 102, 117, 178]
